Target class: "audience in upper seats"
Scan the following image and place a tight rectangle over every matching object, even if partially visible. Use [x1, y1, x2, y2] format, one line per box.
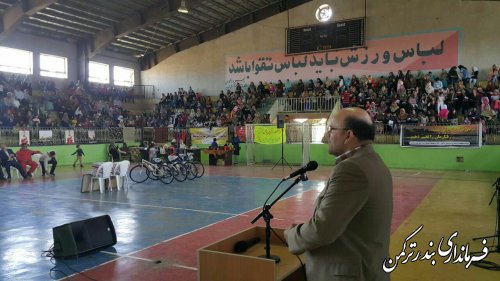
[2, 64, 500, 133]
[155, 65, 500, 133]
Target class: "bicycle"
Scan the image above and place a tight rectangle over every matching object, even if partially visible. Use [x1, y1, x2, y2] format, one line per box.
[129, 159, 172, 184]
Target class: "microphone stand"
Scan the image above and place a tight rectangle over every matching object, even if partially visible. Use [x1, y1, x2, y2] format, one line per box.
[251, 173, 308, 263]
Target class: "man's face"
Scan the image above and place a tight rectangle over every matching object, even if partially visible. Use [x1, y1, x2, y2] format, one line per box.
[0, 144, 6, 150]
[328, 114, 348, 156]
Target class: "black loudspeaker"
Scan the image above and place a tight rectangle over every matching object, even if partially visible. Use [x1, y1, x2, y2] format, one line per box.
[277, 114, 285, 128]
[52, 215, 117, 257]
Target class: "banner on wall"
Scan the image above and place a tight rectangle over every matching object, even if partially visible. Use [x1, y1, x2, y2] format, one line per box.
[123, 127, 135, 143]
[19, 130, 30, 145]
[225, 30, 459, 88]
[400, 124, 481, 148]
[235, 126, 246, 143]
[88, 130, 96, 143]
[39, 130, 53, 140]
[65, 130, 75, 145]
[254, 125, 286, 144]
[189, 127, 228, 145]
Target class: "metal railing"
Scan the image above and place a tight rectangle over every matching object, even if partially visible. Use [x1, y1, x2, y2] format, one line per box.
[276, 96, 340, 113]
[0, 127, 128, 146]
[1, 122, 499, 146]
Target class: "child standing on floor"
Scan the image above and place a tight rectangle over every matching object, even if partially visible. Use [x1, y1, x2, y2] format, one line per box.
[72, 144, 85, 167]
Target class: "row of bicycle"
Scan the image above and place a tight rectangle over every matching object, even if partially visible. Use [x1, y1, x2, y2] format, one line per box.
[129, 153, 204, 184]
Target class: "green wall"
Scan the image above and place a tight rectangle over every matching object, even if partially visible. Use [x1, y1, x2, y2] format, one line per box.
[17, 143, 499, 172]
[238, 144, 500, 172]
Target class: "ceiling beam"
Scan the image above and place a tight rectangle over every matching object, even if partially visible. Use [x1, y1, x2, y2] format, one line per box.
[88, 0, 209, 58]
[0, 0, 59, 42]
[143, 0, 313, 70]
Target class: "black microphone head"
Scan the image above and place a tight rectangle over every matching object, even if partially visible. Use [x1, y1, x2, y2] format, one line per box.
[308, 161, 318, 171]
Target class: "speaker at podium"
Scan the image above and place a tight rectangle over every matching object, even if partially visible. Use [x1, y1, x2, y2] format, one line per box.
[52, 215, 117, 258]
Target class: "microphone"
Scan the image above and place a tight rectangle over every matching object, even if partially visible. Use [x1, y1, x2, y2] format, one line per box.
[283, 161, 318, 180]
[234, 237, 261, 253]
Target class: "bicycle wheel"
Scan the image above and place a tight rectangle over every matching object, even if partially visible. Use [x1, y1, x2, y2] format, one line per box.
[185, 162, 197, 180]
[192, 161, 204, 178]
[129, 165, 149, 183]
[172, 163, 188, 182]
[148, 166, 162, 181]
[160, 165, 174, 184]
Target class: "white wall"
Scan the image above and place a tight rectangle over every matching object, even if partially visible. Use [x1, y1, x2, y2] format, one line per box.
[141, 0, 500, 96]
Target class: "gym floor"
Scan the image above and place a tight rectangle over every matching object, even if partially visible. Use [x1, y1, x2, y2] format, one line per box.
[0, 164, 498, 281]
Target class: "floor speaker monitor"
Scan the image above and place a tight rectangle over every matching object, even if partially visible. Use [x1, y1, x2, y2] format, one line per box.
[52, 215, 117, 257]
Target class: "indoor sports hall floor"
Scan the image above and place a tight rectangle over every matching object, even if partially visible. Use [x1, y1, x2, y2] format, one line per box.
[0, 165, 499, 281]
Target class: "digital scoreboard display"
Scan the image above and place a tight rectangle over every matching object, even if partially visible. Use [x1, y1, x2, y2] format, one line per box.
[286, 18, 365, 55]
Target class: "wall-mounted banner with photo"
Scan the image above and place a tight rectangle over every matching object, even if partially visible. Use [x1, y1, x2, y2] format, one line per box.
[19, 130, 30, 145]
[65, 130, 75, 145]
[254, 125, 287, 144]
[88, 130, 96, 143]
[400, 124, 481, 148]
[189, 127, 228, 145]
[39, 130, 53, 140]
[235, 126, 246, 143]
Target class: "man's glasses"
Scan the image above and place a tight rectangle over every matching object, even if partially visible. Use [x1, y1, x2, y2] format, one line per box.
[328, 127, 349, 133]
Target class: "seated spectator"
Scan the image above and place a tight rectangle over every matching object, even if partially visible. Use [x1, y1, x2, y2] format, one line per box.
[16, 144, 40, 177]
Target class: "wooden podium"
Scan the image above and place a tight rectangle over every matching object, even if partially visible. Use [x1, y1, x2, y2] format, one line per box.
[198, 226, 305, 281]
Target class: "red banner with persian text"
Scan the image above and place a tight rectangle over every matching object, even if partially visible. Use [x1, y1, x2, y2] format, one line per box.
[225, 30, 459, 89]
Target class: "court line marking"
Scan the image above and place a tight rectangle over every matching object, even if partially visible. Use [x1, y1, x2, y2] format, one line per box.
[2, 190, 243, 216]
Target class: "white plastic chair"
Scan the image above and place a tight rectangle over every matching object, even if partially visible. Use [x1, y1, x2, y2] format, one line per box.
[31, 154, 42, 176]
[90, 162, 114, 193]
[112, 160, 130, 190]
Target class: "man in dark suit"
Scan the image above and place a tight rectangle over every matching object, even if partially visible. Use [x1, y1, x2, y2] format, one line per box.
[285, 108, 393, 281]
[0, 144, 27, 179]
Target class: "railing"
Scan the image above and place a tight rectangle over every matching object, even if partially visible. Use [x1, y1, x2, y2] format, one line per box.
[0, 127, 131, 146]
[276, 96, 340, 113]
[133, 85, 156, 99]
[1, 122, 499, 146]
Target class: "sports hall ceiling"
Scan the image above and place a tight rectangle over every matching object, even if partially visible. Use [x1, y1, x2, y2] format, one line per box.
[0, 0, 311, 69]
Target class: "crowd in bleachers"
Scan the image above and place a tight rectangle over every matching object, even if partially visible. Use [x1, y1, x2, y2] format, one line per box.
[157, 85, 271, 128]
[3, 64, 500, 131]
[155, 65, 500, 132]
[0, 72, 136, 128]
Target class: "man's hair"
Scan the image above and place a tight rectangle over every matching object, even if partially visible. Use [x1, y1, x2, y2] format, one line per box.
[343, 116, 375, 141]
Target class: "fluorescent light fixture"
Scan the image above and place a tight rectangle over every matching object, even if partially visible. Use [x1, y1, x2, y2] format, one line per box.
[178, 0, 188, 13]
[294, 118, 308, 123]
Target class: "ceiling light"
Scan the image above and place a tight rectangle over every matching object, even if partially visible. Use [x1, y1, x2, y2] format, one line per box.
[178, 0, 189, 13]
[315, 4, 332, 22]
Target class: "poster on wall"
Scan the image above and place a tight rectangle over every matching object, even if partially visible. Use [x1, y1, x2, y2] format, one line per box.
[254, 125, 286, 145]
[225, 30, 459, 89]
[65, 130, 75, 145]
[235, 126, 246, 143]
[400, 124, 481, 148]
[39, 130, 53, 140]
[189, 127, 228, 145]
[19, 130, 30, 145]
[123, 127, 135, 143]
[88, 130, 96, 143]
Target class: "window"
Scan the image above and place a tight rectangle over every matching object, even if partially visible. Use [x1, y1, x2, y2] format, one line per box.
[40, 53, 68, 79]
[114, 66, 134, 87]
[89, 61, 109, 84]
[0, 46, 33, 74]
